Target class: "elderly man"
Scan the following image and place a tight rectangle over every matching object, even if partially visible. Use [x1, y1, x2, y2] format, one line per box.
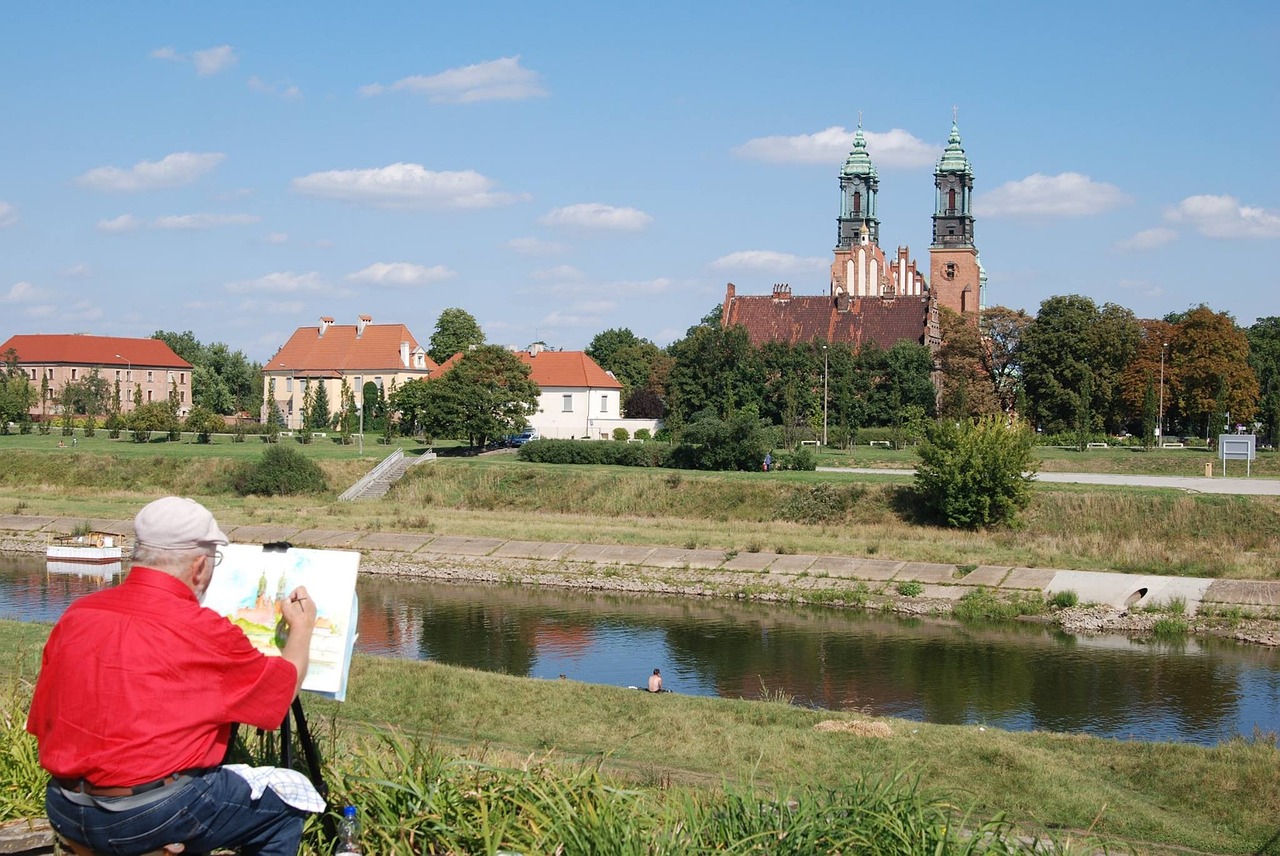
[27, 496, 318, 856]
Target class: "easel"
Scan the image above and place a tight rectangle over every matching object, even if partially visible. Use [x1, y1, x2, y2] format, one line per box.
[230, 542, 336, 836]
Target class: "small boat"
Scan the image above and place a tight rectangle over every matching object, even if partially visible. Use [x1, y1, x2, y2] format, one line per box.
[46, 531, 124, 565]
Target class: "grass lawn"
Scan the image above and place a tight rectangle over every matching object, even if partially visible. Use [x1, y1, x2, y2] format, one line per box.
[5, 620, 1278, 854]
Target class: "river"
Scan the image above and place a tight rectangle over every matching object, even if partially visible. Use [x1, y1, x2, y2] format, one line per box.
[3, 554, 1278, 746]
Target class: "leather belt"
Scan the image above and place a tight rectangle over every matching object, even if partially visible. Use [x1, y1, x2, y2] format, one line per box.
[55, 770, 197, 798]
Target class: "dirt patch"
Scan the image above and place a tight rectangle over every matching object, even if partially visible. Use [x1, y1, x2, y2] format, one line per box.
[814, 719, 894, 738]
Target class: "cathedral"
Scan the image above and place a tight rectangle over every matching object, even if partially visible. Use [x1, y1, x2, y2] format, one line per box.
[721, 119, 984, 350]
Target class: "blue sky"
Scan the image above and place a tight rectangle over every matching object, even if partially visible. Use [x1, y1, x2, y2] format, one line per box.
[2, 2, 1277, 363]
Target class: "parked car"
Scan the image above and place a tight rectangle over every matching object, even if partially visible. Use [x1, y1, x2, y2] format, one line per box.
[508, 429, 539, 447]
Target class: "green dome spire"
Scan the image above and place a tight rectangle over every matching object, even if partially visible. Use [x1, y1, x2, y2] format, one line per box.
[937, 119, 972, 175]
[841, 120, 877, 179]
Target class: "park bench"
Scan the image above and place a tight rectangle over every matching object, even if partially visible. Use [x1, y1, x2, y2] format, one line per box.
[1161, 441, 1185, 448]
[868, 440, 892, 448]
[1085, 442, 1109, 449]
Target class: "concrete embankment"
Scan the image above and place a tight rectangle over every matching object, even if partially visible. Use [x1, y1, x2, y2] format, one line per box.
[4, 513, 1279, 646]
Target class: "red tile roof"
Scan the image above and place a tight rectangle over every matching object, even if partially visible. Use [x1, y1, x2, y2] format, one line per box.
[264, 322, 436, 373]
[436, 349, 621, 389]
[0, 334, 192, 369]
[517, 350, 621, 389]
[723, 294, 932, 349]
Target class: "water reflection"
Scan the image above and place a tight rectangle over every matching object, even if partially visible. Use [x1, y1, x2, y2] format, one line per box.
[2, 555, 1279, 745]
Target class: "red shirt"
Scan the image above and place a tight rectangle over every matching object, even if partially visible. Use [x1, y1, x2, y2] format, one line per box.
[26, 566, 297, 787]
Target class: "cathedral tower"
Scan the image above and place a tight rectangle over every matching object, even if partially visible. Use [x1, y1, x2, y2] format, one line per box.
[929, 118, 980, 316]
[830, 122, 889, 299]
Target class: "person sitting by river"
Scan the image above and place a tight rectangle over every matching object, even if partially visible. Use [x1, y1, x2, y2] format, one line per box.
[26, 496, 321, 856]
[648, 668, 664, 693]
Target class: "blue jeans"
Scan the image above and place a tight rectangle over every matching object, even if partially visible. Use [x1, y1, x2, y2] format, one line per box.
[46, 768, 307, 856]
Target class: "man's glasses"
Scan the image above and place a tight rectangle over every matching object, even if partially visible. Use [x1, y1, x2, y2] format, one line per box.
[209, 550, 223, 567]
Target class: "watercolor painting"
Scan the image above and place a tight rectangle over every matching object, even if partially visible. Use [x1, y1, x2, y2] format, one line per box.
[201, 543, 360, 700]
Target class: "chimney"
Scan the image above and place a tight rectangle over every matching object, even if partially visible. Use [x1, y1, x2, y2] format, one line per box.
[356, 315, 371, 338]
[318, 316, 334, 337]
[528, 342, 545, 356]
[771, 283, 791, 301]
[400, 341, 410, 368]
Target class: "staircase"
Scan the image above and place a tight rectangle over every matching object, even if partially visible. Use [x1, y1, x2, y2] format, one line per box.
[338, 449, 436, 501]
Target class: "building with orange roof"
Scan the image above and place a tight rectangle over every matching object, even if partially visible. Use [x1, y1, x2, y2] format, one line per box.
[0, 333, 193, 419]
[262, 315, 436, 429]
[438, 344, 648, 440]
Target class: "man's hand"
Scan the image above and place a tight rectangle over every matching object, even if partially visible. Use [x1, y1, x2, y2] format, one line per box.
[279, 586, 318, 695]
[280, 586, 318, 631]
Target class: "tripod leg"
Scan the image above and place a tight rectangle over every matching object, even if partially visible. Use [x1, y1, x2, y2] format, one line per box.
[290, 696, 329, 802]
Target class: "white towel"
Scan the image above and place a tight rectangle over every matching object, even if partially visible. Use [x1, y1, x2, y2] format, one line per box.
[223, 764, 327, 813]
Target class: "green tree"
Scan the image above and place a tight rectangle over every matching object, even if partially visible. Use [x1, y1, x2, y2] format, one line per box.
[338, 378, 357, 444]
[1247, 316, 1280, 443]
[399, 346, 540, 448]
[128, 401, 171, 443]
[862, 340, 937, 427]
[309, 381, 331, 430]
[234, 445, 327, 496]
[0, 348, 36, 433]
[1021, 295, 1138, 434]
[914, 416, 1038, 529]
[264, 378, 284, 443]
[586, 328, 670, 399]
[184, 405, 223, 443]
[665, 315, 762, 427]
[1141, 378, 1157, 450]
[427, 307, 485, 364]
[669, 410, 773, 471]
[152, 330, 262, 414]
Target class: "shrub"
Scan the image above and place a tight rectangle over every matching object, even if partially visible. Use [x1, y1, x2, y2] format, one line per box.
[633, 428, 651, 441]
[1152, 616, 1189, 638]
[953, 587, 1046, 622]
[668, 412, 771, 471]
[776, 483, 866, 524]
[612, 427, 630, 441]
[1050, 590, 1079, 609]
[896, 581, 924, 597]
[772, 447, 817, 471]
[913, 417, 1037, 529]
[233, 445, 328, 496]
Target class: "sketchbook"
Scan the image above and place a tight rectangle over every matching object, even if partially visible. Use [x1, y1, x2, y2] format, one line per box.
[200, 543, 359, 701]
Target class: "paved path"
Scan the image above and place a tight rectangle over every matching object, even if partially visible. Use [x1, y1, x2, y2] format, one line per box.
[818, 467, 1280, 495]
[5, 515, 1279, 616]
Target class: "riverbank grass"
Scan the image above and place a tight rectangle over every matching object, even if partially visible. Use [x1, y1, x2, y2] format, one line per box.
[6, 621, 1274, 853]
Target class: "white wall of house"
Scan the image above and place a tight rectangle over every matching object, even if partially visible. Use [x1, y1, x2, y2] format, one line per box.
[530, 386, 621, 439]
[263, 370, 423, 429]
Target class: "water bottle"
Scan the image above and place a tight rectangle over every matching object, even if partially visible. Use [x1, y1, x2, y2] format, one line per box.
[334, 805, 362, 855]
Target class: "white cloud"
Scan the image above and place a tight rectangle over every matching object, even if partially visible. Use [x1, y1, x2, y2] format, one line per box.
[2, 281, 45, 302]
[1113, 227, 1178, 252]
[507, 236, 567, 256]
[292, 162, 526, 209]
[264, 232, 289, 244]
[150, 45, 237, 76]
[60, 263, 92, 278]
[225, 271, 332, 295]
[572, 299, 617, 314]
[709, 250, 828, 272]
[0, 201, 17, 227]
[151, 213, 261, 230]
[361, 56, 546, 104]
[346, 262, 456, 286]
[192, 45, 238, 76]
[538, 203, 652, 231]
[976, 172, 1130, 217]
[96, 214, 141, 233]
[1117, 279, 1165, 298]
[532, 264, 585, 281]
[540, 309, 605, 327]
[78, 152, 226, 192]
[23, 304, 58, 319]
[1165, 194, 1280, 239]
[248, 76, 301, 100]
[733, 126, 938, 169]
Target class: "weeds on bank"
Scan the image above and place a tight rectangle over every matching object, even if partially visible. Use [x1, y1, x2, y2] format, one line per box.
[954, 588, 1048, 622]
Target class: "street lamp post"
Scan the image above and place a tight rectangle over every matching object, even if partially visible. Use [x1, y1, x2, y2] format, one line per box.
[1157, 341, 1167, 444]
[822, 345, 829, 447]
[114, 354, 131, 412]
